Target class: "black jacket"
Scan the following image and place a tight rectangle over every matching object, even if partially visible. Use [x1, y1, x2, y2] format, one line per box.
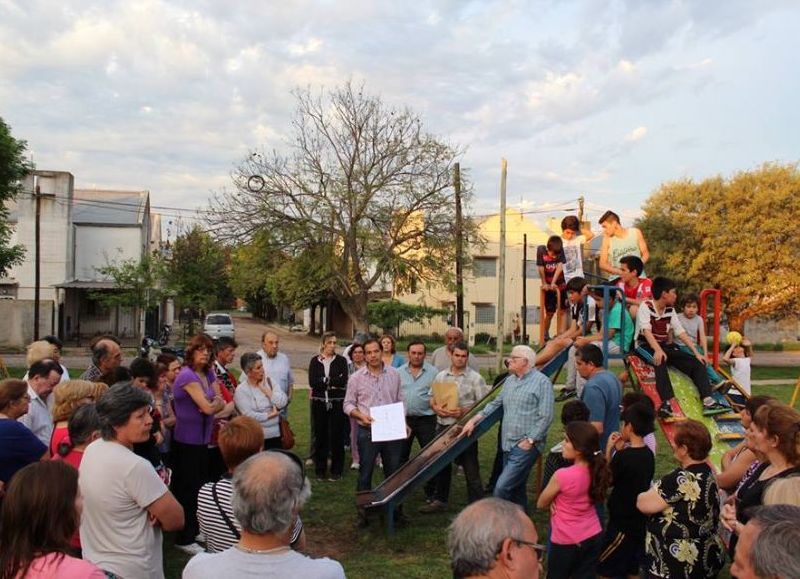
[308, 354, 349, 399]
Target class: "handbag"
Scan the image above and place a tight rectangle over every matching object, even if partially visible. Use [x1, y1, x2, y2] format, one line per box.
[279, 416, 295, 450]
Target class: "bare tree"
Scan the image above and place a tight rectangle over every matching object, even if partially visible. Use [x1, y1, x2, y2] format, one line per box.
[208, 82, 473, 330]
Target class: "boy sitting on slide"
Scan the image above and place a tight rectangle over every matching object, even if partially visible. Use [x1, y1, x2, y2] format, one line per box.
[635, 277, 728, 420]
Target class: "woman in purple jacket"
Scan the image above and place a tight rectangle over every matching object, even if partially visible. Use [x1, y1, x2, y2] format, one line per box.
[171, 334, 225, 553]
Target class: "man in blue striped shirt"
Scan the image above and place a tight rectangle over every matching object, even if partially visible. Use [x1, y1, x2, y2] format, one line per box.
[462, 345, 554, 512]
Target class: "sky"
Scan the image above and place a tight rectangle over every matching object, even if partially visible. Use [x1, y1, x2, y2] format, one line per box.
[2, 0, 799, 229]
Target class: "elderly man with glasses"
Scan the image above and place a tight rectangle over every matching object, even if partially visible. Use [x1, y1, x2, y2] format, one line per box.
[447, 497, 543, 579]
[461, 345, 554, 511]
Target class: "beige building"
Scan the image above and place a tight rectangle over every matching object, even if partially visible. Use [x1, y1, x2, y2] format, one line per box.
[396, 208, 567, 344]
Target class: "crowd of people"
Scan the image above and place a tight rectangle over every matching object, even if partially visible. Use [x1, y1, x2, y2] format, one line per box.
[0, 210, 798, 579]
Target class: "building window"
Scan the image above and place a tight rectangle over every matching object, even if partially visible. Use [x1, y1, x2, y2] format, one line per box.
[475, 304, 496, 324]
[524, 259, 537, 278]
[473, 257, 497, 278]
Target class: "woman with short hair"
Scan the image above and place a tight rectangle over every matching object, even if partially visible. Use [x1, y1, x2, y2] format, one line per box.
[0, 461, 105, 578]
[0, 379, 47, 486]
[234, 352, 287, 450]
[50, 379, 108, 456]
[637, 419, 725, 579]
[171, 334, 225, 552]
[79, 383, 184, 578]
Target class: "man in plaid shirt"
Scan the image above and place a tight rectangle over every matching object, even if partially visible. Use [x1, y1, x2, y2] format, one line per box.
[462, 345, 554, 511]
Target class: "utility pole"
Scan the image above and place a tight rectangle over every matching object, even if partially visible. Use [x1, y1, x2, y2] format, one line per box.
[522, 233, 527, 345]
[578, 195, 585, 223]
[454, 163, 464, 330]
[33, 178, 41, 340]
[496, 159, 507, 372]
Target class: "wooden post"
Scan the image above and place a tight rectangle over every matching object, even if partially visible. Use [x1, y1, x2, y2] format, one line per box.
[34, 180, 41, 340]
[496, 159, 507, 372]
[522, 233, 527, 344]
[454, 163, 465, 330]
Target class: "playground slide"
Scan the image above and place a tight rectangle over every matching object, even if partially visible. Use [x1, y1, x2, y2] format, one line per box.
[627, 354, 746, 470]
[356, 346, 570, 533]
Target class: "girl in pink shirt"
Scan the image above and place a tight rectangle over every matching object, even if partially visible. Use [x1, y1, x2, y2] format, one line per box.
[537, 421, 611, 579]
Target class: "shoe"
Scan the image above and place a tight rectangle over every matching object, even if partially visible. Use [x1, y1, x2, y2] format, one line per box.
[418, 500, 448, 514]
[194, 532, 206, 545]
[555, 388, 577, 402]
[350, 462, 360, 470]
[175, 542, 204, 555]
[703, 401, 729, 416]
[305, 458, 314, 467]
[658, 402, 677, 420]
[712, 380, 730, 392]
[328, 475, 342, 482]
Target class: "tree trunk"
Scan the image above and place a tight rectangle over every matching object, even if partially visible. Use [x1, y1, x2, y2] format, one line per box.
[338, 291, 369, 332]
[726, 311, 748, 333]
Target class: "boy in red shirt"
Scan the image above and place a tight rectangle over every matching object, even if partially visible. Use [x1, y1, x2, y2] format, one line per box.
[537, 235, 567, 340]
[616, 255, 652, 318]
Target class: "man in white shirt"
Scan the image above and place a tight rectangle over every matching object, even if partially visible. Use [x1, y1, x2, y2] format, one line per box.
[258, 331, 295, 409]
[18, 359, 62, 445]
[431, 327, 480, 371]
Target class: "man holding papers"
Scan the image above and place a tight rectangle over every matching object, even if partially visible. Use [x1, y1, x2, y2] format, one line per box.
[420, 343, 489, 514]
[344, 338, 406, 526]
[462, 345, 554, 512]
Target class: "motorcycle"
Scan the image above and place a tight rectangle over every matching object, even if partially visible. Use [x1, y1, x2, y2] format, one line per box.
[140, 335, 185, 362]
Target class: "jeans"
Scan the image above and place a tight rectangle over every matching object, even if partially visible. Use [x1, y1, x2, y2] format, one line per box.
[492, 444, 540, 512]
[431, 423, 484, 504]
[401, 414, 437, 499]
[548, 531, 603, 579]
[356, 425, 403, 492]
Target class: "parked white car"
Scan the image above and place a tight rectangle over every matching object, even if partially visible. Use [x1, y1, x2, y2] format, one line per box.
[204, 312, 235, 340]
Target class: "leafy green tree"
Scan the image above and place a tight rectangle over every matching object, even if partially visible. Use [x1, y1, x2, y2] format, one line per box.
[209, 82, 476, 330]
[0, 118, 29, 275]
[637, 162, 800, 330]
[367, 299, 447, 335]
[92, 252, 168, 339]
[166, 226, 232, 327]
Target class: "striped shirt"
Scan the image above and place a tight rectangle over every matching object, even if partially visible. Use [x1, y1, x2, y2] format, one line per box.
[197, 476, 303, 553]
[478, 369, 554, 453]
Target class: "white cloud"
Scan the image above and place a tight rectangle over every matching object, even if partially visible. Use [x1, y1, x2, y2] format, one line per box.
[625, 126, 648, 142]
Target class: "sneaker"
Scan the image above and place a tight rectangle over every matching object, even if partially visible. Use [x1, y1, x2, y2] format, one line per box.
[328, 475, 342, 482]
[658, 402, 676, 420]
[418, 500, 448, 514]
[703, 401, 729, 416]
[555, 388, 577, 402]
[194, 532, 206, 545]
[350, 462, 360, 470]
[712, 380, 730, 392]
[175, 542, 204, 555]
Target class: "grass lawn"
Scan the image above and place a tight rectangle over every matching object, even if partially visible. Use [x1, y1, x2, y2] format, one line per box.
[4, 364, 794, 577]
[161, 379, 795, 578]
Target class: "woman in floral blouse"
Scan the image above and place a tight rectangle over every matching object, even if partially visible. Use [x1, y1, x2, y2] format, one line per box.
[637, 419, 725, 579]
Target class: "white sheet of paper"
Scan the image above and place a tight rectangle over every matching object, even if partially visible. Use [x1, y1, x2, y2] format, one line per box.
[370, 402, 407, 442]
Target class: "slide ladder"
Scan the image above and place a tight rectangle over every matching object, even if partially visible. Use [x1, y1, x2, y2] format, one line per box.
[356, 346, 570, 535]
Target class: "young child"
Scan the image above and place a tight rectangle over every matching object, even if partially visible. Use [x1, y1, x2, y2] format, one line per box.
[541, 399, 591, 488]
[537, 235, 567, 340]
[537, 421, 610, 579]
[722, 337, 753, 395]
[615, 255, 651, 319]
[677, 294, 707, 355]
[598, 402, 656, 579]
[560, 215, 595, 283]
[620, 391, 657, 455]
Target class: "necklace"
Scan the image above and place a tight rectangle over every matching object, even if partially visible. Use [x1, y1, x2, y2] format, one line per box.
[235, 544, 290, 555]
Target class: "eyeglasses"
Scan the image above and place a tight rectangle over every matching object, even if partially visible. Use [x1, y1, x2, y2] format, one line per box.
[510, 538, 546, 560]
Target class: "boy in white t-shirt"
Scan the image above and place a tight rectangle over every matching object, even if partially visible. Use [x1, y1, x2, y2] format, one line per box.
[560, 215, 595, 283]
[722, 338, 753, 395]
